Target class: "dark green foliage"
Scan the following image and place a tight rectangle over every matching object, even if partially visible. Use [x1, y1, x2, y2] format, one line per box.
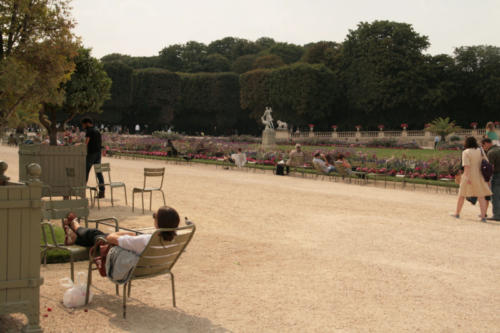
[231, 55, 258, 74]
[158, 41, 208, 72]
[241, 63, 338, 129]
[253, 55, 285, 70]
[231, 39, 264, 60]
[177, 72, 244, 134]
[264, 42, 305, 65]
[132, 68, 181, 126]
[98, 62, 134, 123]
[207, 37, 239, 59]
[188, 54, 231, 73]
[101, 53, 159, 69]
[240, 69, 272, 121]
[255, 37, 276, 49]
[301, 41, 342, 71]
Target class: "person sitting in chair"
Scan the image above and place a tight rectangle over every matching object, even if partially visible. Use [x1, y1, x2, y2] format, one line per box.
[285, 144, 304, 175]
[63, 206, 181, 255]
[336, 153, 352, 175]
[313, 152, 337, 173]
[166, 139, 178, 157]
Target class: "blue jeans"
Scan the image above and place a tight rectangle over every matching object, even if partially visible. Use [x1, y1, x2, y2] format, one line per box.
[86, 152, 105, 192]
[491, 174, 500, 220]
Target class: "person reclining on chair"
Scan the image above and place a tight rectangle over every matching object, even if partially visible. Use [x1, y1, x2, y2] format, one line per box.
[313, 152, 337, 174]
[63, 206, 180, 255]
[336, 154, 352, 175]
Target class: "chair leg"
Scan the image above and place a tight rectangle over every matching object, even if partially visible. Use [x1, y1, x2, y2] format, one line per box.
[123, 185, 128, 205]
[128, 281, 132, 297]
[141, 192, 144, 214]
[123, 283, 127, 319]
[170, 272, 176, 307]
[132, 192, 135, 212]
[70, 253, 75, 283]
[116, 284, 119, 296]
[110, 186, 114, 207]
[149, 191, 152, 211]
[85, 257, 93, 305]
[161, 190, 166, 206]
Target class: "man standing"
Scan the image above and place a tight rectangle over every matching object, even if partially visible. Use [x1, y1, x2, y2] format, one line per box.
[81, 117, 105, 198]
[135, 124, 140, 134]
[482, 138, 500, 221]
[434, 135, 440, 149]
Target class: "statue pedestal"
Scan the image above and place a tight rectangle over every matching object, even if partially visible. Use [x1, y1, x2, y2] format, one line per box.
[262, 129, 276, 149]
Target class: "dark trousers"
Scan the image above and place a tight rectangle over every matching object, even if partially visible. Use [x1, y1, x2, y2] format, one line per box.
[491, 174, 500, 220]
[75, 227, 109, 248]
[86, 151, 105, 192]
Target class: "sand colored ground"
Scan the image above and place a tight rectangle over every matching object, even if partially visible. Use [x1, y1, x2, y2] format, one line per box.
[1, 145, 499, 332]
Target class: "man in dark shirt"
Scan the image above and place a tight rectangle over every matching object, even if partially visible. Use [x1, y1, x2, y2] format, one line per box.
[482, 138, 500, 221]
[81, 117, 105, 198]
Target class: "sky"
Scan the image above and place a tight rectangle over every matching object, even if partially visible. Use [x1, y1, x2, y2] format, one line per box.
[72, 0, 500, 59]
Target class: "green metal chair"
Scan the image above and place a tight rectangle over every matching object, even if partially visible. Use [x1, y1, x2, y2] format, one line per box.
[436, 165, 453, 194]
[86, 222, 196, 318]
[94, 163, 127, 207]
[312, 162, 337, 181]
[335, 165, 354, 183]
[394, 163, 416, 189]
[365, 162, 383, 187]
[288, 155, 305, 177]
[132, 168, 166, 213]
[66, 167, 99, 209]
[40, 198, 119, 282]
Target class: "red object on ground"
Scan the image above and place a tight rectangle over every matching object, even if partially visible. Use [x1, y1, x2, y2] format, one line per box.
[47, 307, 52, 311]
[84, 309, 88, 312]
[43, 314, 48, 318]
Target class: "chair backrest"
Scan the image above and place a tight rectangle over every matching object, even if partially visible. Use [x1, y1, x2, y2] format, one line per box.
[290, 155, 304, 166]
[312, 162, 326, 175]
[165, 147, 172, 155]
[351, 161, 363, 168]
[66, 167, 78, 189]
[143, 168, 165, 190]
[234, 153, 246, 168]
[438, 165, 449, 174]
[131, 224, 196, 278]
[336, 165, 350, 176]
[407, 163, 416, 171]
[42, 198, 90, 222]
[365, 162, 378, 169]
[94, 163, 112, 183]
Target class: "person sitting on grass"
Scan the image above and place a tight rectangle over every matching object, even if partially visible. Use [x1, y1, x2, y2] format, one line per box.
[63, 206, 181, 254]
[336, 153, 352, 175]
[313, 152, 337, 174]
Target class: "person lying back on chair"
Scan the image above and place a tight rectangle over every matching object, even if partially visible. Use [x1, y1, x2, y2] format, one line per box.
[63, 206, 180, 255]
[313, 152, 337, 173]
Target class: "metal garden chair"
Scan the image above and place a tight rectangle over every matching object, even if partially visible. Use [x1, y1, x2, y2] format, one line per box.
[40, 198, 119, 282]
[66, 167, 99, 209]
[94, 163, 127, 207]
[132, 168, 166, 213]
[394, 163, 416, 189]
[436, 165, 453, 193]
[312, 162, 337, 181]
[85, 222, 196, 318]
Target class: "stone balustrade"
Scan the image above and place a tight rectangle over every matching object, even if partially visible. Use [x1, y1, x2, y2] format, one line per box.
[277, 128, 497, 147]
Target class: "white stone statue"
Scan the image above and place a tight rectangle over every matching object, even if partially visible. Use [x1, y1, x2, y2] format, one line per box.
[277, 120, 287, 130]
[261, 107, 274, 130]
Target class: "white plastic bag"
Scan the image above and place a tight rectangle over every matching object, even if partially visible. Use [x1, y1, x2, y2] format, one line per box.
[60, 272, 93, 308]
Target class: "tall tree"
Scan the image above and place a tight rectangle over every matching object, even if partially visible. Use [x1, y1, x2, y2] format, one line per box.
[255, 37, 276, 50]
[264, 42, 305, 65]
[0, 0, 79, 125]
[40, 47, 112, 145]
[342, 20, 430, 115]
[207, 37, 239, 60]
[253, 55, 285, 70]
[230, 54, 258, 74]
[301, 41, 342, 72]
[231, 39, 264, 60]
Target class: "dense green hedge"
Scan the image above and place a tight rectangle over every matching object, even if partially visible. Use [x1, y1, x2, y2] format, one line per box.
[176, 72, 246, 134]
[132, 68, 181, 126]
[240, 63, 338, 128]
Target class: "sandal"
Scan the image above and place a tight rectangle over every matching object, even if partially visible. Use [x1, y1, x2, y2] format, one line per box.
[64, 226, 75, 246]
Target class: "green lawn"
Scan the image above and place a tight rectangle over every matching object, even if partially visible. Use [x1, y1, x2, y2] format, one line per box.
[275, 145, 460, 159]
[41, 224, 71, 263]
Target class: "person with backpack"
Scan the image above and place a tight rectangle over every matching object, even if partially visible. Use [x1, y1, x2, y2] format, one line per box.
[449, 137, 492, 222]
[481, 138, 500, 221]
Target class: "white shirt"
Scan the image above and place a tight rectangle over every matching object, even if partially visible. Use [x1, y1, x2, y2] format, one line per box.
[435, 136, 440, 142]
[118, 234, 151, 255]
[135, 125, 140, 131]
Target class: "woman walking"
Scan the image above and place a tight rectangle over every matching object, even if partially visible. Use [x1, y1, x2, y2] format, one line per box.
[485, 122, 499, 145]
[450, 137, 492, 222]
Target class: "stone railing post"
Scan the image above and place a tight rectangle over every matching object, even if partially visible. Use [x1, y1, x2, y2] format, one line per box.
[471, 129, 478, 136]
[332, 132, 337, 139]
[378, 131, 384, 138]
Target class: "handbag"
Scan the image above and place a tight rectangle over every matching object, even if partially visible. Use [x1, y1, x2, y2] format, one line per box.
[454, 174, 462, 184]
[480, 149, 494, 182]
[274, 164, 285, 176]
[90, 241, 112, 277]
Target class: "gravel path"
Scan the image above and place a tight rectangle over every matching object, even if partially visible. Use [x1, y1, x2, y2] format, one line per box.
[1, 145, 499, 332]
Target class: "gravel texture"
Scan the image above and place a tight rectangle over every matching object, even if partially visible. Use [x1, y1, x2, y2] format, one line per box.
[1, 145, 500, 332]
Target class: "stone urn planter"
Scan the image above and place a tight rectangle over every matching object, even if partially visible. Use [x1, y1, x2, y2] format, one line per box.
[18, 144, 87, 197]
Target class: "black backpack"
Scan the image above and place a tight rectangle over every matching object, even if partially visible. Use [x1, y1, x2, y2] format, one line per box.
[274, 164, 285, 176]
[480, 149, 494, 182]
